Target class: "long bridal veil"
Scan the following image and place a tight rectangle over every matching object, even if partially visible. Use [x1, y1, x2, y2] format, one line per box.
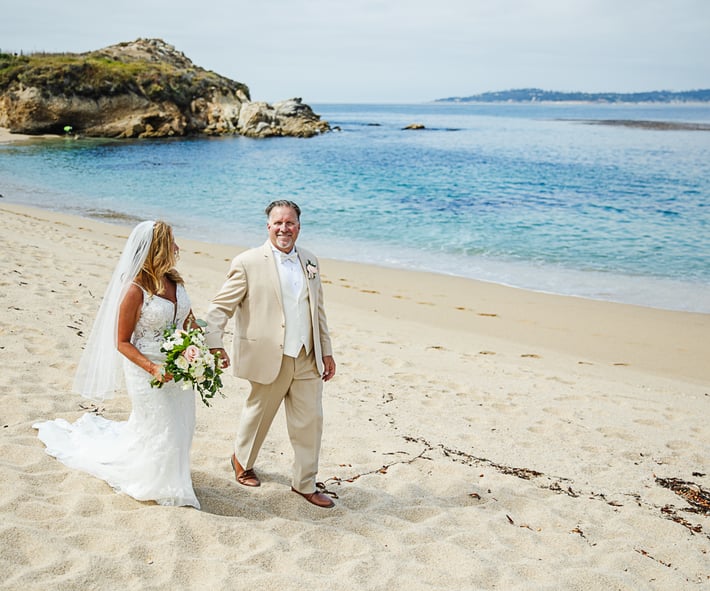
[72, 220, 155, 402]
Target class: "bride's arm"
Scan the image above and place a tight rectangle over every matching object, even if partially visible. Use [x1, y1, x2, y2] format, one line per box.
[183, 308, 201, 331]
[117, 284, 170, 382]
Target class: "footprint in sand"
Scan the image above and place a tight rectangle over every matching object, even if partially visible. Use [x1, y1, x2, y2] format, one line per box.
[546, 376, 574, 385]
[382, 357, 413, 368]
[390, 505, 443, 524]
[597, 427, 634, 441]
[634, 418, 662, 428]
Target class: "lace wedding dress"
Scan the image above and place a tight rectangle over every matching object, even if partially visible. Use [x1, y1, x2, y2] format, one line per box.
[34, 283, 200, 509]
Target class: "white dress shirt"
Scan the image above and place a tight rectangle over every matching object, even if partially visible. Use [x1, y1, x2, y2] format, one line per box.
[272, 247, 312, 357]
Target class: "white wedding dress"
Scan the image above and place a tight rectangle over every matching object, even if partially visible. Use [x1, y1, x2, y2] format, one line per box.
[34, 283, 200, 509]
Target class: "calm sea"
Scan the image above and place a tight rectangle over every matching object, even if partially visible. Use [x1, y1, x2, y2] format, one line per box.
[2, 102, 709, 313]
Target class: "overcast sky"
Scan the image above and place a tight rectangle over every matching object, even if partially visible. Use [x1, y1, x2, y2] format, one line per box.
[2, 0, 708, 103]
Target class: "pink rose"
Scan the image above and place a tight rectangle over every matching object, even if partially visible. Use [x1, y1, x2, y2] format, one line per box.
[183, 345, 200, 363]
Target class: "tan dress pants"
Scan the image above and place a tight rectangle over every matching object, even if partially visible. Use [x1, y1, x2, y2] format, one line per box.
[234, 347, 323, 493]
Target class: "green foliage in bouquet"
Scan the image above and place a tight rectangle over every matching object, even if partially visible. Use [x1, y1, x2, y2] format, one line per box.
[150, 326, 223, 407]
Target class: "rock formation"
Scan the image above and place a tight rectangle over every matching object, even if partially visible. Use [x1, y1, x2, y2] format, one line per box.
[0, 38, 330, 139]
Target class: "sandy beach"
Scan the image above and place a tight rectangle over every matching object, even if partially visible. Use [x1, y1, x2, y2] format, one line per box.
[1, 200, 708, 590]
[0, 128, 58, 143]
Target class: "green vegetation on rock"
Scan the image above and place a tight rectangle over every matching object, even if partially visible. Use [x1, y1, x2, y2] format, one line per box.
[0, 47, 249, 107]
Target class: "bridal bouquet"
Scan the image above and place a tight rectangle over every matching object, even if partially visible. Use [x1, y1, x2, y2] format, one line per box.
[150, 326, 223, 407]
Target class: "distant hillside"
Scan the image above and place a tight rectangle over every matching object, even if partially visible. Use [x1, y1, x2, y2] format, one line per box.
[436, 88, 710, 103]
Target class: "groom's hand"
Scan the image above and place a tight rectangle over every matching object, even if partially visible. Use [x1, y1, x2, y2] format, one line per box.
[321, 355, 336, 382]
[211, 348, 230, 369]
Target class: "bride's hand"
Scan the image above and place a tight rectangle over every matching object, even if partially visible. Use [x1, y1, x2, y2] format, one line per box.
[210, 348, 230, 369]
[150, 363, 173, 383]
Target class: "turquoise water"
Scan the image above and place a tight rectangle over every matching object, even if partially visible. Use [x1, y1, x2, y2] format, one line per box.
[2, 102, 709, 312]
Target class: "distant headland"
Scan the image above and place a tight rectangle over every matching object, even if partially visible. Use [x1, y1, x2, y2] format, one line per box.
[436, 88, 710, 103]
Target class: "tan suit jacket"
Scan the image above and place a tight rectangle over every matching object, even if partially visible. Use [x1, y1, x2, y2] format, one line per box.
[205, 241, 333, 385]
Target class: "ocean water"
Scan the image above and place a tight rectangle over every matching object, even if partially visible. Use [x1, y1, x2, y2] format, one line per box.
[2, 102, 709, 313]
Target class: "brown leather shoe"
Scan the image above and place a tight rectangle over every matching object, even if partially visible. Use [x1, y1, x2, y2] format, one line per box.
[291, 487, 335, 508]
[230, 453, 260, 487]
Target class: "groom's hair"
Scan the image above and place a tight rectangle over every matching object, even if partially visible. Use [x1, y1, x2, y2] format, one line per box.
[265, 200, 301, 220]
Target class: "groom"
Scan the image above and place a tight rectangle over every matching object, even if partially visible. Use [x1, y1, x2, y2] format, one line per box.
[205, 200, 337, 508]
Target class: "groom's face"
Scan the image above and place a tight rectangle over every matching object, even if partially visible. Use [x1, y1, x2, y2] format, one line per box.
[267, 205, 301, 253]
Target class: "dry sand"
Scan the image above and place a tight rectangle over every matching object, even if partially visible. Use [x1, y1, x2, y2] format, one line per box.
[0, 128, 59, 143]
[1, 201, 708, 590]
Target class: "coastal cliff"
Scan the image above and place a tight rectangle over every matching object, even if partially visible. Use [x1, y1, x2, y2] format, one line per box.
[0, 38, 330, 139]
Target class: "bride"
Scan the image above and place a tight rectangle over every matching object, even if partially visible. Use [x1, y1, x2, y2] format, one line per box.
[34, 221, 201, 509]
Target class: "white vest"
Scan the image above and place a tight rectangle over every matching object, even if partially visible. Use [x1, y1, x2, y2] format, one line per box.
[278, 261, 313, 358]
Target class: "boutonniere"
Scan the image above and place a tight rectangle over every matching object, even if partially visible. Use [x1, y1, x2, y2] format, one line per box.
[305, 259, 318, 279]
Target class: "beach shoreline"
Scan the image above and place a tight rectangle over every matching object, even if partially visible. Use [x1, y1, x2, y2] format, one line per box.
[3, 119, 710, 317]
[0, 127, 60, 143]
[4, 201, 708, 384]
[2, 191, 708, 589]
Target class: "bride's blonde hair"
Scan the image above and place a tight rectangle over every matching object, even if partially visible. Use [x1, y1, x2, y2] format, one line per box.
[135, 221, 183, 296]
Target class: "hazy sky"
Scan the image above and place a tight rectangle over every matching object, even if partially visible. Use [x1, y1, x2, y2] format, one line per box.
[2, 0, 708, 103]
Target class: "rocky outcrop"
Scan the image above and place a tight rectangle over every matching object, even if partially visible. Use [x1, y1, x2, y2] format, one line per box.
[237, 98, 331, 138]
[0, 38, 330, 139]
